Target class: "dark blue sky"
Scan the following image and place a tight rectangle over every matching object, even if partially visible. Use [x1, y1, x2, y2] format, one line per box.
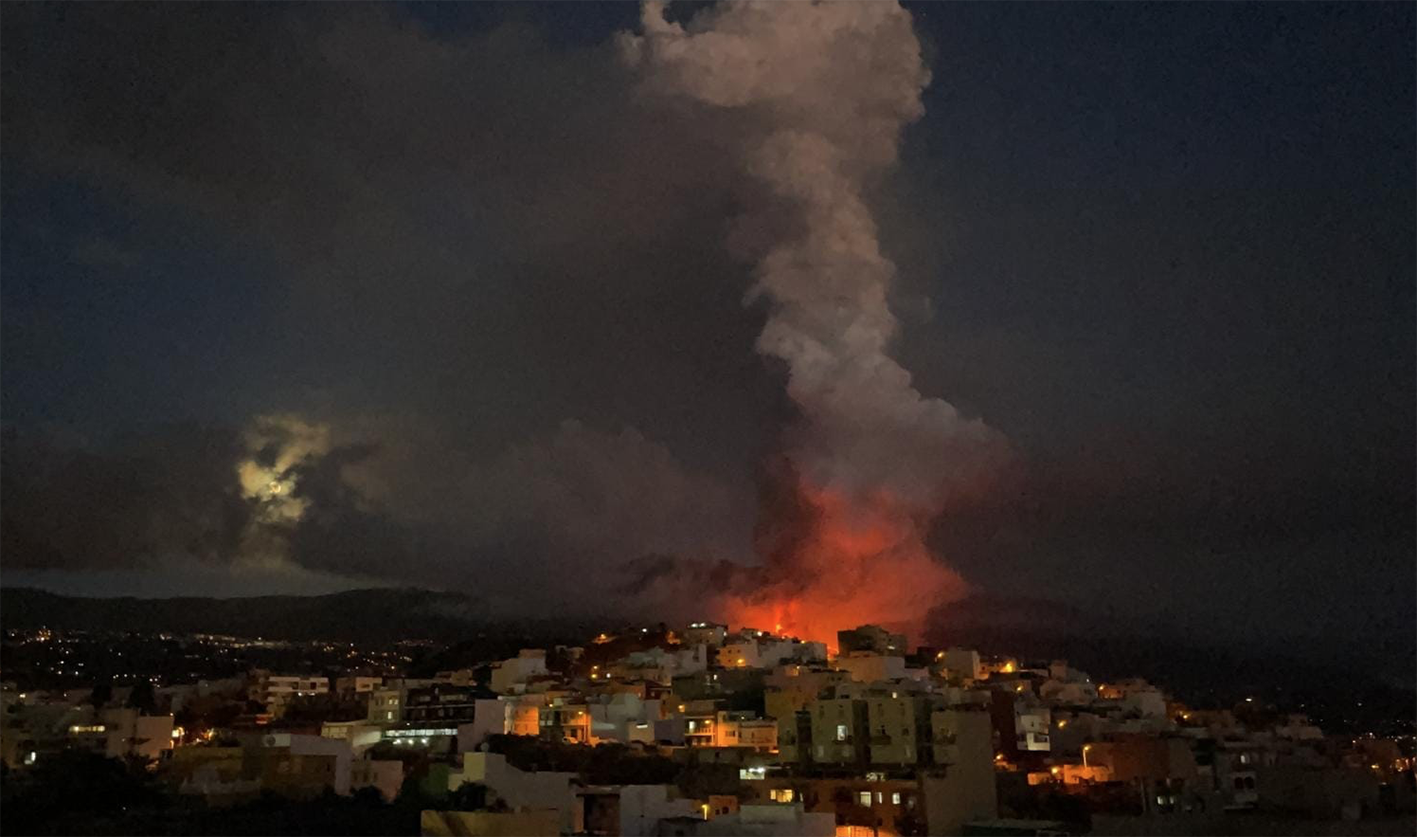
[2, 2, 1412, 653]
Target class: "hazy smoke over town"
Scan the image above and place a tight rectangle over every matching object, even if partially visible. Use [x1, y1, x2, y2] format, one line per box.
[622, 0, 1006, 642]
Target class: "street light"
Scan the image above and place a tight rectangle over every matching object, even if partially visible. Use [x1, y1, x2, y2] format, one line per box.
[1082, 744, 1092, 769]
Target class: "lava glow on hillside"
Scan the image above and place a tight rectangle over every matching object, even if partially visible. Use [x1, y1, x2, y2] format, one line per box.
[719, 480, 967, 651]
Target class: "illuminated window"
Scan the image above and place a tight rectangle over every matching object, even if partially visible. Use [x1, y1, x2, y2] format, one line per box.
[836, 724, 848, 741]
[875, 791, 884, 804]
[892, 792, 901, 805]
[859, 791, 872, 806]
[770, 789, 795, 803]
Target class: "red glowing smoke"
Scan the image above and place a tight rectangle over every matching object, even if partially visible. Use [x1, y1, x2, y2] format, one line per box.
[717, 462, 970, 648]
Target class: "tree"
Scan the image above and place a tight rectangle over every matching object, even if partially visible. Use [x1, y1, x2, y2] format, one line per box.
[0, 750, 165, 835]
[445, 782, 490, 812]
[127, 679, 158, 713]
[90, 676, 114, 708]
[895, 807, 928, 836]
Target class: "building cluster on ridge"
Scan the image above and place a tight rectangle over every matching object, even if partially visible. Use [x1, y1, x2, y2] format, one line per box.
[2, 621, 1413, 836]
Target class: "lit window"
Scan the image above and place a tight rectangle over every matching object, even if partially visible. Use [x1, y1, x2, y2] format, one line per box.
[892, 792, 901, 805]
[859, 791, 872, 806]
[875, 791, 883, 804]
[836, 724, 848, 741]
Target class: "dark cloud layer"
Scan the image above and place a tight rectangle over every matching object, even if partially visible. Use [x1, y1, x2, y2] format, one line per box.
[2, 3, 1412, 648]
[2, 3, 773, 463]
[1, 424, 248, 572]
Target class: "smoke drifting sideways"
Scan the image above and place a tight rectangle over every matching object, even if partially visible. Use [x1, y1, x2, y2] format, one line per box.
[621, 0, 1008, 645]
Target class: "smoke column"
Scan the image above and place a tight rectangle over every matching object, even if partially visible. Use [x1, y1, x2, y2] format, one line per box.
[622, 1, 1004, 645]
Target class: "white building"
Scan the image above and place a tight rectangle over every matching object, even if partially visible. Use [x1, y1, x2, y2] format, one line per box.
[67, 708, 175, 761]
[320, 720, 384, 754]
[448, 752, 581, 834]
[581, 784, 700, 837]
[834, 653, 906, 683]
[681, 710, 778, 751]
[334, 676, 383, 695]
[1014, 696, 1052, 752]
[608, 645, 708, 684]
[942, 647, 984, 681]
[670, 803, 834, 836]
[249, 672, 329, 714]
[490, 650, 549, 694]
[722, 634, 826, 670]
[462, 697, 543, 750]
[587, 694, 662, 745]
[367, 688, 403, 723]
[683, 622, 728, 646]
[1040, 679, 1099, 705]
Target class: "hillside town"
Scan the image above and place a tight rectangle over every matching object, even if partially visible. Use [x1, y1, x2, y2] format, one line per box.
[2, 621, 1413, 836]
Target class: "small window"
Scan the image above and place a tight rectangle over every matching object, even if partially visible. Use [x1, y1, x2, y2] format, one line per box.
[836, 724, 848, 741]
[875, 792, 884, 804]
[858, 791, 872, 806]
[892, 792, 902, 805]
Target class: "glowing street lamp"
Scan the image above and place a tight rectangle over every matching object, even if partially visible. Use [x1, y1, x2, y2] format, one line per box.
[1082, 744, 1092, 768]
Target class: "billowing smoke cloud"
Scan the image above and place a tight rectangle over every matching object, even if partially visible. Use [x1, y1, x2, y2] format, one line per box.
[622, 0, 1007, 643]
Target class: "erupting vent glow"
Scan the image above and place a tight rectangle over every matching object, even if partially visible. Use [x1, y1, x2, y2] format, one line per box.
[722, 484, 968, 648]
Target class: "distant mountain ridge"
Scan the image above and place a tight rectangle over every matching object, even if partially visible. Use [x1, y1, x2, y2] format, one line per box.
[0, 586, 489, 643]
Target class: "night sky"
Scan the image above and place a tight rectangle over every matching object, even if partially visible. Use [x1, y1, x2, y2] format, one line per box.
[2, 3, 1412, 657]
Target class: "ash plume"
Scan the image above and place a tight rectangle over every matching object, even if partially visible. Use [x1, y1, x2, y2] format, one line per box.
[622, 0, 1007, 642]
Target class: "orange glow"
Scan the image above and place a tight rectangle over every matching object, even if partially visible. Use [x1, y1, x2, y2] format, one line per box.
[719, 484, 967, 648]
